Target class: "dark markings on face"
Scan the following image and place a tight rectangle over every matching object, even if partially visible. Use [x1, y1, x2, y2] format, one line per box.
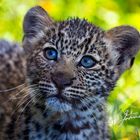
[25, 17, 139, 113]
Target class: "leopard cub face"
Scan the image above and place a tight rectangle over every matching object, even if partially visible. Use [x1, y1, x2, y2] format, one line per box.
[23, 6, 140, 113]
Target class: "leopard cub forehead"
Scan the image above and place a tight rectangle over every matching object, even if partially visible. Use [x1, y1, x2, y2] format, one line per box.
[43, 18, 106, 59]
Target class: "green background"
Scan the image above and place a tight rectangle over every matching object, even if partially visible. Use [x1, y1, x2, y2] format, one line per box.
[0, 0, 140, 139]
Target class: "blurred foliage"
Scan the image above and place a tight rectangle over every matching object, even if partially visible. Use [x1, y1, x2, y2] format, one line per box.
[0, 0, 140, 139]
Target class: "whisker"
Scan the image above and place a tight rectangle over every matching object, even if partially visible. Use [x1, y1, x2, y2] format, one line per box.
[11, 86, 39, 117]
[3, 84, 38, 104]
[39, 88, 55, 92]
[16, 88, 41, 122]
[16, 87, 39, 107]
[11, 94, 30, 117]
[39, 84, 53, 88]
[80, 98, 91, 110]
[0, 83, 26, 93]
[83, 96, 105, 108]
[16, 98, 33, 122]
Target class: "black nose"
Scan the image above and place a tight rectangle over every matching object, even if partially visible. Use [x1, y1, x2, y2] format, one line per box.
[51, 72, 75, 89]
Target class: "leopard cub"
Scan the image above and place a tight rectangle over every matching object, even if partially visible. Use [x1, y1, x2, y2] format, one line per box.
[0, 6, 140, 140]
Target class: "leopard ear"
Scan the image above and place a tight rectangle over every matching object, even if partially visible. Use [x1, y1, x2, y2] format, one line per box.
[23, 6, 54, 39]
[105, 26, 140, 78]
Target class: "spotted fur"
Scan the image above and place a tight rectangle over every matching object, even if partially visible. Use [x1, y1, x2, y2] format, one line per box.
[0, 40, 26, 138]
[0, 6, 140, 140]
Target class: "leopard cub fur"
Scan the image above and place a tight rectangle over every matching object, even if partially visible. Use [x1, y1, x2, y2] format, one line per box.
[0, 6, 140, 140]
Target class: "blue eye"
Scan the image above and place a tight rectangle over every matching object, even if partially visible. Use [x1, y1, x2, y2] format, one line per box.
[44, 48, 58, 60]
[80, 56, 96, 68]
